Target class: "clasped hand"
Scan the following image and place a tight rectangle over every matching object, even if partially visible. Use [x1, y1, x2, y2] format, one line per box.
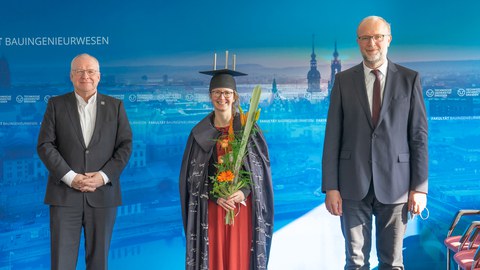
[71, 172, 104, 192]
[217, 190, 245, 211]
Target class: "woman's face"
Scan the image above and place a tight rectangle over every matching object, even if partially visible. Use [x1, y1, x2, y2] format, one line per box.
[210, 87, 236, 113]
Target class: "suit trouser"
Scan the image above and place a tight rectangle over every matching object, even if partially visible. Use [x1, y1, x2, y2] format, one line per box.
[340, 183, 408, 270]
[49, 195, 117, 270]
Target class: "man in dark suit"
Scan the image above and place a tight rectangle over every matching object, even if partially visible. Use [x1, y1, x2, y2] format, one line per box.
[322, 16, 428, 269]
[37, 53, 132, 270]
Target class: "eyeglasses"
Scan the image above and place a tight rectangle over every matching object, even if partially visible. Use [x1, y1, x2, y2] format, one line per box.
[357, 34, 390, 43]
[72, 69, 99, 76]
[211, 90, 234, 98]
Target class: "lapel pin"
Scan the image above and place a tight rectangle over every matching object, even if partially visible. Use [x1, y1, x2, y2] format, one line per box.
[101, 101, 105, 105]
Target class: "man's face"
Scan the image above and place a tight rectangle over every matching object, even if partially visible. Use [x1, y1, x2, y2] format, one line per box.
[70, 55, 100, 97]
[357, 18, 392, 68]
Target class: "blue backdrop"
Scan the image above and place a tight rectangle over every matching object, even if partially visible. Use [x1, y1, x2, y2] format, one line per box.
[1, 1, 480, 269]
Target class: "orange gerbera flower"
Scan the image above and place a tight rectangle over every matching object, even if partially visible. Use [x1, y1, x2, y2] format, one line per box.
[217, 170, 235, 182]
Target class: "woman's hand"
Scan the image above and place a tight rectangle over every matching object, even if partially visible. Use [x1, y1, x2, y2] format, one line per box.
[228, 190, 245, 203]
[217, 197, 235, 211]
[217, 190, 245, 211]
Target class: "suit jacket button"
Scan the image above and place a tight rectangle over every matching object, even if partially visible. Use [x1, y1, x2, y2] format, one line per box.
[85, 150, 89, 154]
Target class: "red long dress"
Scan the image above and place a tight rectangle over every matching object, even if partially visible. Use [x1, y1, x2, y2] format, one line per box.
[208, 126, 253, 270]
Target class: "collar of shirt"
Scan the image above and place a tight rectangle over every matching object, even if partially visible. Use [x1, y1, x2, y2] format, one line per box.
[75, 92, 97, 107]
[362, 60, 388, 80]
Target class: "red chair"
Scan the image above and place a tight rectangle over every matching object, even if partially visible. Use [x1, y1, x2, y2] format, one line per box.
[445, 210, 480, 270]
[453, 224, 480, 270]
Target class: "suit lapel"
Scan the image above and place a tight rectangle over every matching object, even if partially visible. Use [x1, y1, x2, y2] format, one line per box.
[65, 92, 87, 148]
[377, 60, 398, 127]
[351, 64, 374, 128]
[90, 93, 106, 147]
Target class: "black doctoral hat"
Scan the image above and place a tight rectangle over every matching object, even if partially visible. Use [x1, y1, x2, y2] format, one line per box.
[200, 51, 247, 92]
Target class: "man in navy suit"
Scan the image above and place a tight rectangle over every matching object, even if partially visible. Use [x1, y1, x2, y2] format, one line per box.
[37, 53, 132, 270]
[322, 16, 428, 269]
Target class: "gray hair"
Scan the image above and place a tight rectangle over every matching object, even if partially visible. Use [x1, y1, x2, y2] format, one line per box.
[70, 53, 100, 71]
[357, 16, 391, 35]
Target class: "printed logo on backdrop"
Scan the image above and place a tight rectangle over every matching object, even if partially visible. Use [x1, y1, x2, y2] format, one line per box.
[426, 89, 435, 98]
[0, 95, 12, 103]
[127, 93, 182, 103]
[463, 88, 480, 97]
[425, 88, 452, 98]
[163, 93, 181, 103]
[426, 87, 480, 99]
[16, 95, 24, 103]
[135, 94, 153, 102]
[185, 93, 194, 102]
[15, 95, 40, 103]
[129, 94, 137, 102]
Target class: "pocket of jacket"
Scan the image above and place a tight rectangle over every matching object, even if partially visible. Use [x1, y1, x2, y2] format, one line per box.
[391, 95, 408, 102]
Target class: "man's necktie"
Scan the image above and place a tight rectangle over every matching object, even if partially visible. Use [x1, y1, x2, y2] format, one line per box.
[371, 69, 381, 127]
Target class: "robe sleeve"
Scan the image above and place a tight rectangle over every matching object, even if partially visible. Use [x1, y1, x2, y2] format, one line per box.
[179, 132, 195, 233]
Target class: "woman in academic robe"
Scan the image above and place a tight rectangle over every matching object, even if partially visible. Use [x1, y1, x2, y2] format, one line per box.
[179, 65, 274, 270]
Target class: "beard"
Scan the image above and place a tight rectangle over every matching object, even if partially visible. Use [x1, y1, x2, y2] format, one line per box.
[361, 50, 385, 67]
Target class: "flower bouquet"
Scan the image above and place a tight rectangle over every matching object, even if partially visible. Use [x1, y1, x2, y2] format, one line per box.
[210, 85, 262, 225]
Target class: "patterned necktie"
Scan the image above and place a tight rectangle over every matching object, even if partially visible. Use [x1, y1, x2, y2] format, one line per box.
[371, 69, 381, 127]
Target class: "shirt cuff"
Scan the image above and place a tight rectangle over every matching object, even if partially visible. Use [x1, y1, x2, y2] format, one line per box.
[99, 171, 109, 185]
[61, 170, 76, 187]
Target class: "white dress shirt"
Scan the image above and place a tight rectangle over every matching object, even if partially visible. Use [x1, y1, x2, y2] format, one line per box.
[76, 92, 97, 148]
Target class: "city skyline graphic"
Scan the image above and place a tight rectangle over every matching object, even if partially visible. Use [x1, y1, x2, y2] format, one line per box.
[1, 1, 480, 269]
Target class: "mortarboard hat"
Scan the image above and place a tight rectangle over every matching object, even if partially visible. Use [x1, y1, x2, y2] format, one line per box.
[200, 51, 247, 92]
[199, 69, 247, 92]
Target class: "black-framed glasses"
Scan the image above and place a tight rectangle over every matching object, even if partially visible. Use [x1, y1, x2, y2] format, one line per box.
[211, 90, 234, 98]
[72, 69, 99, 76]
[357, 34, 390, 43]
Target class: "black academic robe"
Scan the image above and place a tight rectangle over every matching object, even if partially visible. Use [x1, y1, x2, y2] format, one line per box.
[179, 112, 274, 270]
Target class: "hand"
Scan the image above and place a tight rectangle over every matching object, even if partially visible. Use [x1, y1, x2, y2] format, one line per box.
[71, 174, 91, 192]
[408, 191, 427, 215]
[82, 172, 105, 192]
[228, 190, 245, 204]
[325, 190, 343, 216]
[217, 191, 245, 211]
[217, 197, 236, 211]
[71, 172, 104, 192]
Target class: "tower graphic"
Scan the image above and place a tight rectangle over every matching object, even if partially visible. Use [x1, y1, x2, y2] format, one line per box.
[272, 77, 279, 97]
[328, 41, 341, 90]
[307, 35, 321, 93]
